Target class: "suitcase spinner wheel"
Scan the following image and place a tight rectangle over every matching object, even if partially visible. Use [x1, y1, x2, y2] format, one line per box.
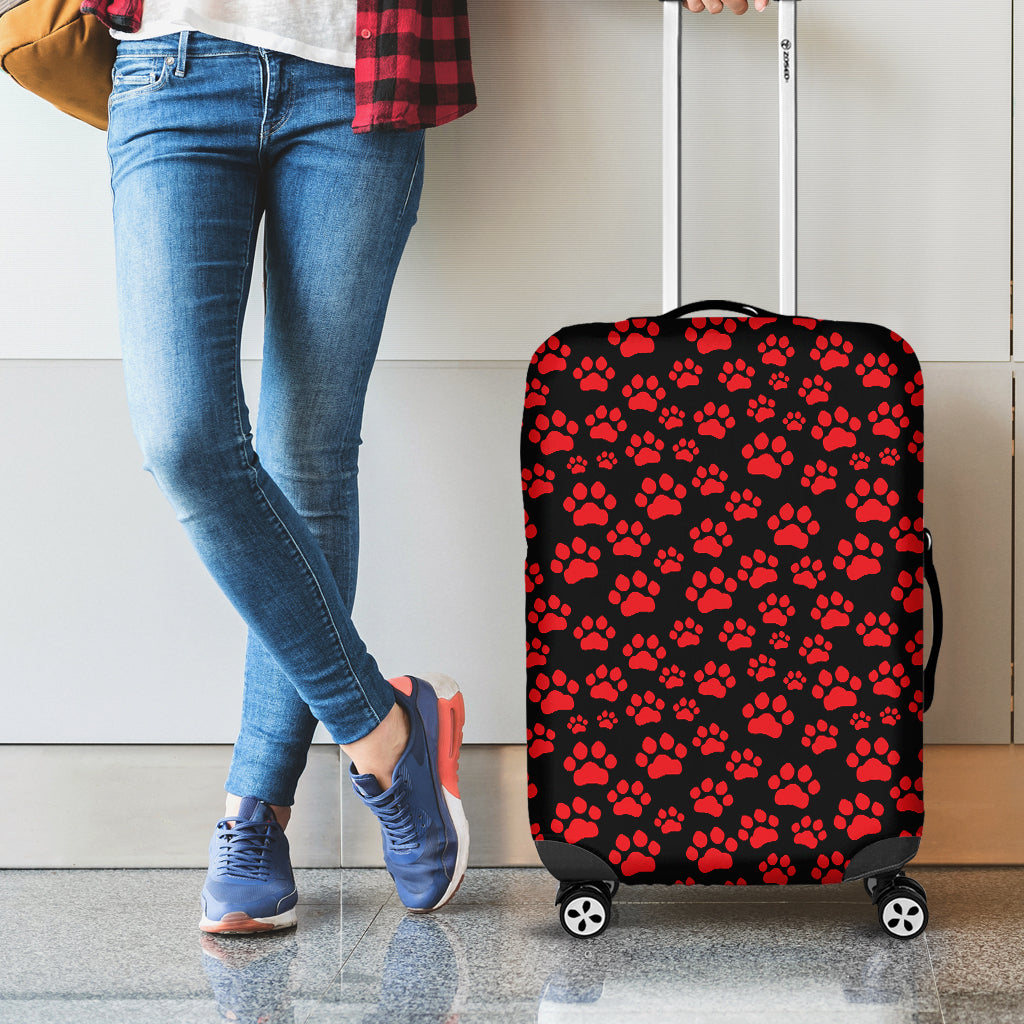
[557, 882, 614, 938]
[874, 878, 929, 939]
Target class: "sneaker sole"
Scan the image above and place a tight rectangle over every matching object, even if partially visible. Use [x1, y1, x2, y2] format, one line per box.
[198, 907, 298, 934]
[415, 672, 470, 912]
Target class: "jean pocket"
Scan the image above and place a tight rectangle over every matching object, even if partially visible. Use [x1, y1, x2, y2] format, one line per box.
[109, 55, 173, 104]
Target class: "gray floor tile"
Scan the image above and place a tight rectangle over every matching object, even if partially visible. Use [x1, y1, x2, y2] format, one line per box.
[313, 879, 939, 1023]
[0, 866, 1020, 1024]
[937, 993, 1024, 1024]
[908, 867, 1024, 1024]
[908, 867, 1024, 994]
[0, 867, 389, 1020]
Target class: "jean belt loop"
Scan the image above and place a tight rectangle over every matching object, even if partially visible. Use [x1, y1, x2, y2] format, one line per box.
[174, 30, 189, 77]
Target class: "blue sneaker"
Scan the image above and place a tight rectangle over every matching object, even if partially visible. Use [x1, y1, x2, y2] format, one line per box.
[199, 796, 298, 934]
[350, 672, 470, 912]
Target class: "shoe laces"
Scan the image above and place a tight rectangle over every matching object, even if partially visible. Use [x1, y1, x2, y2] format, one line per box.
[214, 817, 275, 880]
[373, 781, 421, 854]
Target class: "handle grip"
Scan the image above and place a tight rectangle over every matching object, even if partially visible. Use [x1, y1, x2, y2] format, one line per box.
[658, 300, 779, 320]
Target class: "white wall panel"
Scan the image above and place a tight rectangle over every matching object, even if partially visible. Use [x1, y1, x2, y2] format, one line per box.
[379, 0, 664, 360]
[0, 0, 664, 362]
[354, 362, 527, 743]
[922, 362, 1012, 743]
[0, 360, 528, 744]
[0, 360, 255, 743]
[0, 85, 121, 360]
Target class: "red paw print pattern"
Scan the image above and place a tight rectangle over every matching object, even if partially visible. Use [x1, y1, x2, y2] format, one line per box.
[742, 692, 795, 738]
[798, 375, 832, 405]
[834, 793, 886, 841]
[690, 777, 734, 817]
[738, 809, 780, 847]
[635, 473, 686, 519]
[609, 318, 660, 358]
[527, 410, 579, 455]
[609, 570, 661, 616]
[622, 374, 666, 411]
[607, 779, 652, 817]
[608, 829, 662, 876]
[563, 740, 618, 787]
[810, 331, 854, 370]
[686, 827, 739, 873]
[719, 359, 756, 391]
[533, 334, 572, 375]
[651, 548, 684, 573]
[758, 333, 795, 366]
[743, 432, 794, 479]
[551, 537, 601, 585]
[768, 762, 821, 809]
[846, 477, 900, 523]
[550, 796, 602, 844]
[810, 407, 861, 451]
[585, 404, 627, 444]
[524, 311, 925, 885]
[791, 816, 829, 849]
[759, 852, 797, 884]
[686, 568, 738, 614]
[846, 737, 901, 782]
[563, 480, 616, 526]
[801, 459, 838, 495]
[767, 504, 820, 549]
[636, 732, 688, 779]
[528, 670, 580, 714]
[693, 401, 736, 439]
[856, 351, 898, 388]
[737, 550, 779, 589]
[574, 354, 615, 391]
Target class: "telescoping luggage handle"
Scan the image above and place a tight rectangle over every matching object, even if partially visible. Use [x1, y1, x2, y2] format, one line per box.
[661, 0, 800, 316]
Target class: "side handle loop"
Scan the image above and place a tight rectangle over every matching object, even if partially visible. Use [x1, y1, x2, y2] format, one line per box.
[922, 527, 942, 713]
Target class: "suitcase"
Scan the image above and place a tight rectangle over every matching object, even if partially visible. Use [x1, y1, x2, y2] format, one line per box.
[520, 2, 943, 940]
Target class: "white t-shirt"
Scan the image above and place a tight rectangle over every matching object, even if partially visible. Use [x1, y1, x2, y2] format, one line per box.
[109, 1, 357, 69]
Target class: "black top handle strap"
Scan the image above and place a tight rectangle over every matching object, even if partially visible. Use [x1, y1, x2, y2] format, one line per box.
[922, 527, 942, 713]
[658, 300, 780, 320]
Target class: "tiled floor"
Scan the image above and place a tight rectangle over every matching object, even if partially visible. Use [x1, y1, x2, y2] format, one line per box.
[1, 867, 1021, 1023]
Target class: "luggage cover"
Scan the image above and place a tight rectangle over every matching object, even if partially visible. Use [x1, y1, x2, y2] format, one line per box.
[522, 311, 926, 886]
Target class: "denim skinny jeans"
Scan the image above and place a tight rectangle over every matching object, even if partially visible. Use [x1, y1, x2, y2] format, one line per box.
[106, 30, 425, 805]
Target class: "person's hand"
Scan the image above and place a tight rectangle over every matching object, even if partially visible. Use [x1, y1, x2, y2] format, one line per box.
[685, 0, 771, 12]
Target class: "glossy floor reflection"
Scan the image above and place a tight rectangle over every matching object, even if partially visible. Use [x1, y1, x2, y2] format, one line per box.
[0, 867, 1021, 1023]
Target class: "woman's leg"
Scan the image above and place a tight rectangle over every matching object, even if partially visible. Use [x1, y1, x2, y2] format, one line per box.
[108, 32, 402, 779]
[108, 32, 464, 927]
[226, 69, 425, 808]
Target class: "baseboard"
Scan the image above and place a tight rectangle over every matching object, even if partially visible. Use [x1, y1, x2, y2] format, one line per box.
[342, 743, 1024, 868]
[0, 745, 341, 868]
[0, 744, 1020, 868]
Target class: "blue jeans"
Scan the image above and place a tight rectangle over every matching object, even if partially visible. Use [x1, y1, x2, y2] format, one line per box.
[106, 30, 425, 805]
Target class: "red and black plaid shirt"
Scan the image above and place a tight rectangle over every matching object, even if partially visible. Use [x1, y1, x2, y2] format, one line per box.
[79, 0, 477, 133]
